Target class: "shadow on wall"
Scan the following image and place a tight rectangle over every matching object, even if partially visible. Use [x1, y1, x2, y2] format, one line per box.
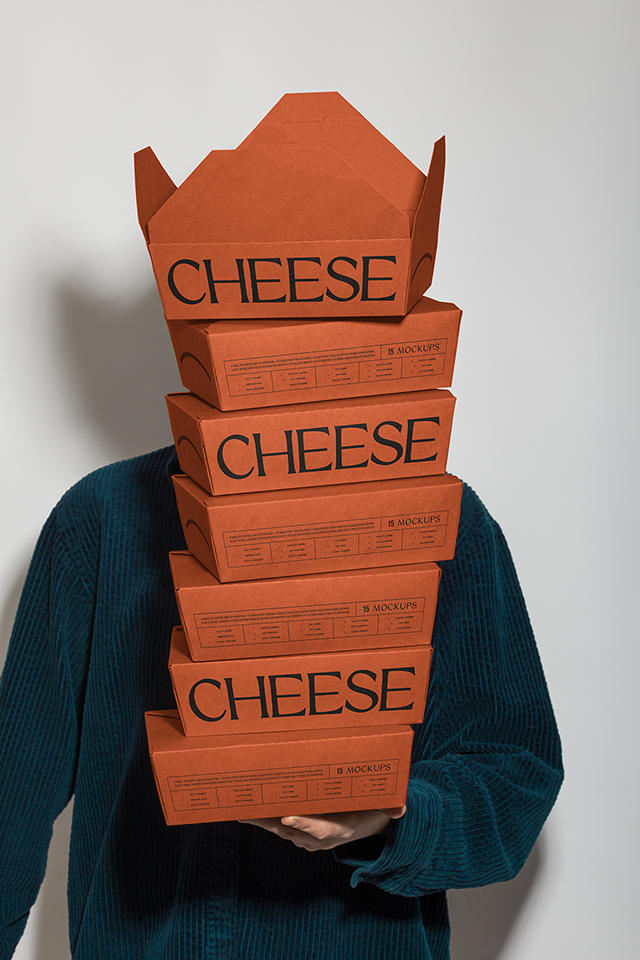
[449, 838, 544, 960]
[1, 565, 73, 960]
[10, 276, 182, 960]
[0, 557, 32, 666]
[31, 805, 74, 960]
[52, 278, 183, 461]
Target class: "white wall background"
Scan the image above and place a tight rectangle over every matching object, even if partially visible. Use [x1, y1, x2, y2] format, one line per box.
[1, 1, 638, 958]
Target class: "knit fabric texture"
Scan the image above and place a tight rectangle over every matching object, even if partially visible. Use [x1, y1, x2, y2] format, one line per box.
[0, 446, 562, 959]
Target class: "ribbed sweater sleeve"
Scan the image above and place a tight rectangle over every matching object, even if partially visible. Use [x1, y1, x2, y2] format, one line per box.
[0, 500, 97, 956]
[335, 486, 563, 895]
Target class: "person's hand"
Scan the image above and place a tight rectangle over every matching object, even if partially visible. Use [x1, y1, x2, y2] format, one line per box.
[238, 806, 406, 852]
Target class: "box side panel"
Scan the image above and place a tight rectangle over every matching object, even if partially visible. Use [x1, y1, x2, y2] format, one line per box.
[171, 644, 433, 736]
[149, 240, 411, 320]
[201, 476, 463, 582]
[174, 558, 442, 660]
[172, 477, 222, 580]
[166, 395, 214, 492]
[170, 391, 456, 497]
[166, 320, 224, 409]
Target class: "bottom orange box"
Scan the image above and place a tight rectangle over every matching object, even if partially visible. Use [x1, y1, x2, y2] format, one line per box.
[172, 472, 462, 582]
[146, 709, 413, 825]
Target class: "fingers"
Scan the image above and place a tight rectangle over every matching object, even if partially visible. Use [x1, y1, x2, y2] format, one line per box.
[280, 814, 356, 843]
[238, 816, 334, 850]
[281, 813, 364, 851]
[239, 805, 407, 851]
[281, 805, 405, 837]
[238, 817, 292, 836]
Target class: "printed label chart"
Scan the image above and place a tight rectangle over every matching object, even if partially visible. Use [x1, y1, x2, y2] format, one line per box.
[222, 512, 449, 570]
[224, 339, 449, 397]
[193, 597, 426, 648]
[168, 759, 400, 811]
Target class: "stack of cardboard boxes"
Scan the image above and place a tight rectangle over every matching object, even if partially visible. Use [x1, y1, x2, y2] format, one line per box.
[136, 93, 464, 825]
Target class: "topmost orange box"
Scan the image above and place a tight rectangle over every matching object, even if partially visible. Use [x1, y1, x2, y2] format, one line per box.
[134, 92, 445, 321]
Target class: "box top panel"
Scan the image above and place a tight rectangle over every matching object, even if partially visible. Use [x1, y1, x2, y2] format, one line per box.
[169, 549, 440, 588]
[173, 469, 462, 510]
[166, 386, 454, 426]
[167, 294, 460, 337]
[145, 709, 413, 750]
[168, 623, 431, 667]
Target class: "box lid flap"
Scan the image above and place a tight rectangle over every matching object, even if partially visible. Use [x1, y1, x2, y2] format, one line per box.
[240, 92, 426, 225]
[147, 139, 410, 243]
[134, 147, 177, 241]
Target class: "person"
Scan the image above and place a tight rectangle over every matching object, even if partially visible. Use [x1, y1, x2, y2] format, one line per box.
[0, 444, 562, 960]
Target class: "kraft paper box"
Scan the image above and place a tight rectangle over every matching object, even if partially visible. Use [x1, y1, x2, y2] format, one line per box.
[169, 625, 432, 737]
[172, 472, 463, 583]
[134, 91, 445, 321]
[166, 296, 461, 411]
[170, 551, 441, 661]
[166, 389, 455, 497]
[145, 709, 413, 824]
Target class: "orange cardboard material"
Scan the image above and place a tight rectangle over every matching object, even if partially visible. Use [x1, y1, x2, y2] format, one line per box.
[145, 709, 414, 824]
[172, 472, 463, 583]
[166, 389, 455, 496]
[169, 626, 432, 737]
[166, 296, 461, 411]
[135, 92, 445, 320]
[170, 552, 441, 660]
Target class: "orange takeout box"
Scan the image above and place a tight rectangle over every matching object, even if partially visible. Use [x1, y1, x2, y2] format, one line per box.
[169, 625, 432, 737]
[166, 296, 461, 411]
[135, 92, 445, 321]
[170, 551, 441, 661]
[172, 472, 463, 583]
[166, 389, 455, 497]
[146, 709, 413, 824]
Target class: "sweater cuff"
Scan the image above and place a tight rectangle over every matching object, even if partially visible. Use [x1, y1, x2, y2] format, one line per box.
[334, 780, 443, 894]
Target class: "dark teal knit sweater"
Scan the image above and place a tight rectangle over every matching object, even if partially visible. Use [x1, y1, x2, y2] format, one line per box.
[0, 447, 562, 959]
